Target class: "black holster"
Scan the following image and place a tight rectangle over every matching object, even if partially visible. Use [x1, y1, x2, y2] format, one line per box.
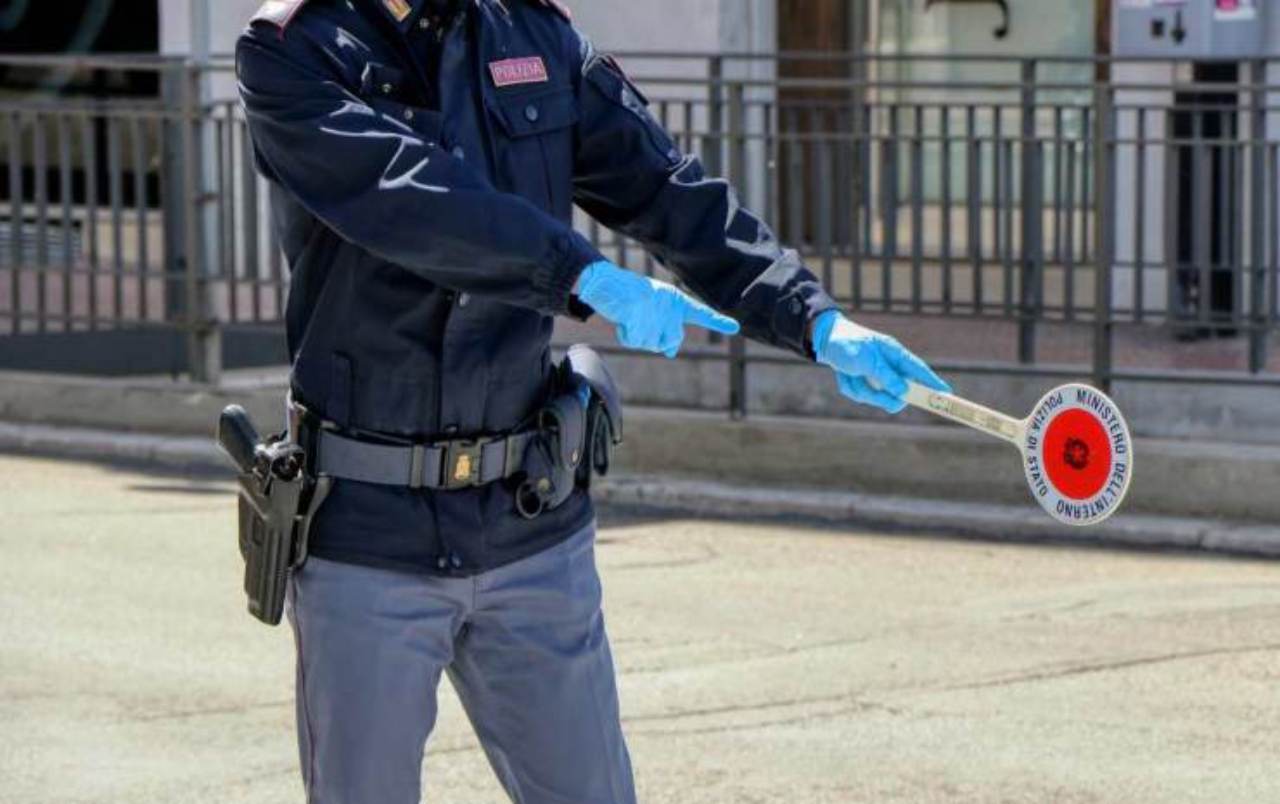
[514, 345, 623, 519]
[218, 406, 332, 626]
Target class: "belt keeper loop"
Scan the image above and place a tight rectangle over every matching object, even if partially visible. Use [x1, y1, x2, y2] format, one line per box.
[505, 435, 521, 479]
[409, 444, 427, 489]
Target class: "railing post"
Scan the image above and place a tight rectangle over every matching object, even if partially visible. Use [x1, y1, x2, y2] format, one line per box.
[1018, 58, 1041, 364]
[180, 61, 222, 385]
[727, 80, 748, 420]
[1248, 58, 1269, 374]
[1091, 82, 1115, 393]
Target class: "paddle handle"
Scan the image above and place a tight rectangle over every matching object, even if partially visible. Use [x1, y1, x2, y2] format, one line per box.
[902, 382, 1025, 446]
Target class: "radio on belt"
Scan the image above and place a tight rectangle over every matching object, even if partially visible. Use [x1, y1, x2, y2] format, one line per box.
[1113, 0, 1268, 59]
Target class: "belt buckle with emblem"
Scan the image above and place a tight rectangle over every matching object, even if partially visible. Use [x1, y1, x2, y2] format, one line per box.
[445, 439, 483, 489]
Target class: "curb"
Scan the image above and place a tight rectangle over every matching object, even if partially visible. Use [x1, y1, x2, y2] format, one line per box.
[2, 420, 1275, 559]
[597, 476, 1280, 559]
[0, 421, 225, 470]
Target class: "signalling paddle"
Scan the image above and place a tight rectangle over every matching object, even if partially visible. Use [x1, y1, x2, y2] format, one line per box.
[901, 382, 1134, 527]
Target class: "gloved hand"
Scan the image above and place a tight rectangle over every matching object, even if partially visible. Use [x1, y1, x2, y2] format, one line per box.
[577, 261, 740, 358]
[812, 310, 951, 414]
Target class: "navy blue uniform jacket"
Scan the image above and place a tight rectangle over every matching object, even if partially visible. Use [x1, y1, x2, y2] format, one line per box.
[236, 0, 839, 575]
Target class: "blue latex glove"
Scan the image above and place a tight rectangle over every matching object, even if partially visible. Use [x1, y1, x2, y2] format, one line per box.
[813, 311, 951, 414]
[577, 261, 740, 358]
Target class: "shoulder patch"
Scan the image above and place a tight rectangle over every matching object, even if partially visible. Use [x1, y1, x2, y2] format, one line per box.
[251, 0, 310, 30]
[524, 0, 572, 21]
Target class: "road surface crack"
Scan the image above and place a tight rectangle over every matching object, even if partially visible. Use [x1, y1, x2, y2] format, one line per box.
[941, 642, 1280, 692]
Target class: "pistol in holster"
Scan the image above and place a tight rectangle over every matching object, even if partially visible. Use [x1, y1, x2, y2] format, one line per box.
[216, 405, 332, 626]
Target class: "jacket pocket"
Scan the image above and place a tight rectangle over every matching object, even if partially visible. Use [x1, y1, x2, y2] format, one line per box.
[486, 85, 578, 215]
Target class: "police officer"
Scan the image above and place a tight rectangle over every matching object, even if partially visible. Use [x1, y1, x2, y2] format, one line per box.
[237, 0, 949, 801]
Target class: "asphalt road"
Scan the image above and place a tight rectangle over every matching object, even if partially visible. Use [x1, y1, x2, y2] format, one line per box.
[1, 452, 1278, 803]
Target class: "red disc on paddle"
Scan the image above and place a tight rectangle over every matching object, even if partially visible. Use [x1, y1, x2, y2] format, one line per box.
[1042, 409, 1112, 501]
[1021, 384, 1134, 527]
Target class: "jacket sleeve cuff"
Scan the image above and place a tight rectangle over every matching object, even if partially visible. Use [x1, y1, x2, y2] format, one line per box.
[747, 252, 840, 359]
[787, 287, 841, 361]
[533, 230, 604, 316]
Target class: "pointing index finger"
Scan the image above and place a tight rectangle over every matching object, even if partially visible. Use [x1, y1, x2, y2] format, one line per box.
[884, 343, 952, 394]
[681, 297, 741, 336]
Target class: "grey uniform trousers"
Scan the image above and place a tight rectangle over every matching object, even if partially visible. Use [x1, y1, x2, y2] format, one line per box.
[286, 522, 636, 804]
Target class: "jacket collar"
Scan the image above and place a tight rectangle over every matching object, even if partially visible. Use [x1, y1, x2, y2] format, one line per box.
[365, 0, 422, 29]
[368, 0, 489, 32]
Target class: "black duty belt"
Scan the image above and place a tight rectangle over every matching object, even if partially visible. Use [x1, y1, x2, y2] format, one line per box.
[313, 428, 537, 490]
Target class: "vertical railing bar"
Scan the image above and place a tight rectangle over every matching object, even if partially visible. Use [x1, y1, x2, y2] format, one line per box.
[1216, 107, 1232, 331]
[588, 213, 601, 251]
[1164, 102, 1180, 330]
[1018, 57, 1039, 361]
[1092, 85, 1115, 392]
[967, 104, 983, 314]
[778, 109, 792, 245]
[57, 114, 73, 331]
[807, 105, 817, 267]
[218, 113, 237, 325]
[1247, 60, 1267, 371]
[1003, 131, 1015, 317]
[1269, 143, 1279, 327]
[108, 115, 124, 327]
[910, 104, 924, 313]
[727, 78, 747, 421]
[705, 55, 724, 180]
[1053, 104, 1064, 263]
[33, 114, 49, 332]
[940, 104, 953, 314]
[1027, 140, 1045, 335]
[642, 247, 656, 280]
[849, 108, 863, 308]
[267, 184, 284, 319]
[765, 101, 779, 245]
[1192, 109, 1210, 325]
[818, 137, 834, 291]
[240, 120, 261, 323]
[1230, 118, 1246, 338]
[682, 100, 693, 153]
[81, 114, 99, 331]
[1081, 105, 1093, 263]
[131, 115, 150, 322]
[881, 106, 899, 311]
[1064, 131, 1077, 322]
[840, 105, 852, 263]
[831, 105, 848, 258]
[6, 113, 22, 334]
[616, 227, 629, 268]
[785, 110, 803, 251]
[181, 63, 206, 379]
[992, 105, 1003, 269]
[862, 103, 874, 256]
[642, 98, 661, 281]
[158, 85, 179, 330]
[1133, 106, 1146, 323]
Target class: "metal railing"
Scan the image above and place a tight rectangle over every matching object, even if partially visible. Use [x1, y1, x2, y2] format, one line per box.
[1, 52, 1277, 413]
